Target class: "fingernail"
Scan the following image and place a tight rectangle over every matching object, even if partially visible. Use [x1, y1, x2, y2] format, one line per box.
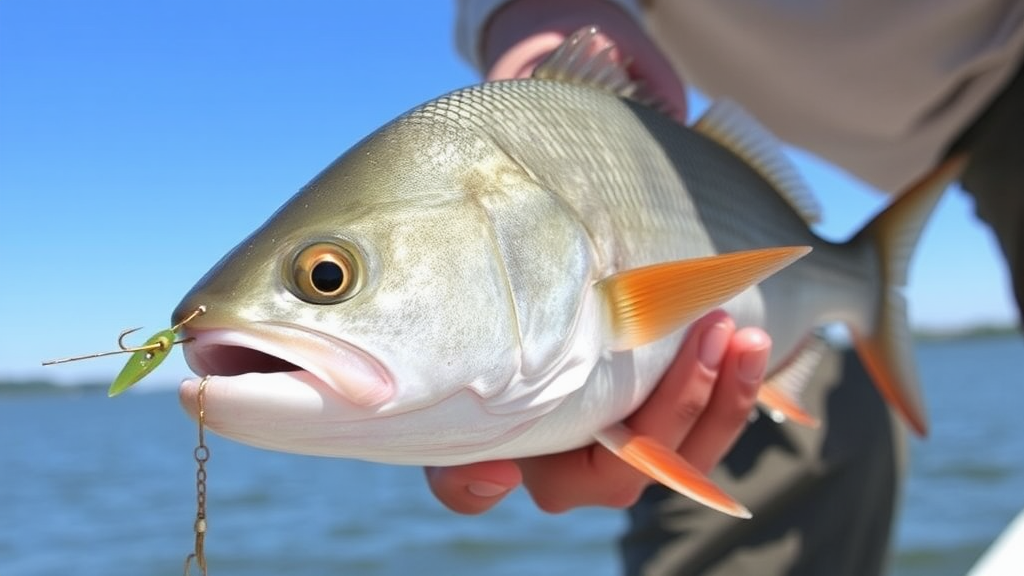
[698, 322, 730, 370]
[467, 482, 511, 498]
[738, 347, 768, 385]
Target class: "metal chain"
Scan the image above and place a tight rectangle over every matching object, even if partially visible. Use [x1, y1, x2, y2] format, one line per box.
[184, 375, 212, 576]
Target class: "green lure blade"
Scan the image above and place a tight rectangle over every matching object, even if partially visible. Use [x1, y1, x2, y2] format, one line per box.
[42, 306, 205, 396]
[108, 329, 177, 397]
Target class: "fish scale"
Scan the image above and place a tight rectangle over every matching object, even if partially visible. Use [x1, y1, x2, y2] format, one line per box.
[416, 78, 830, 351]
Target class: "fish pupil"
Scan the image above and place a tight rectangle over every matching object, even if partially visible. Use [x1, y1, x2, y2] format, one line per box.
[311, 261, 344, 294]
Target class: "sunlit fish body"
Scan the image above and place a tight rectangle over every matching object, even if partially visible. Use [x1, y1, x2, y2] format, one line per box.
[174, 29, 962, 517]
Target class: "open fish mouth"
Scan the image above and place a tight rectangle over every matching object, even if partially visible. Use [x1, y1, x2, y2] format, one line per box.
[178, 323, 394, 415]
[185, 336, 300, 376]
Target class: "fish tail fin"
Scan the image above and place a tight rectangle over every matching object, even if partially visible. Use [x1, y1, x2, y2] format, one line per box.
[593, 423, 751, 518]
[848, 154, 969, 437]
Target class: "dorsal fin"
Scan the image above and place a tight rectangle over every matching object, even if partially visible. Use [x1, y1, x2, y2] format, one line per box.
[694, 100, 822, 225]
[533, 26, 656, 106]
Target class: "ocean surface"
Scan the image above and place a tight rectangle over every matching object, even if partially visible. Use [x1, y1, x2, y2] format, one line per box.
[2, 335, 1022, 576]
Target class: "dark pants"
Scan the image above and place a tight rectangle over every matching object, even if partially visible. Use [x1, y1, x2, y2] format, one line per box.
[622, 349, 903, 576]
[621, 58, 1024, 576]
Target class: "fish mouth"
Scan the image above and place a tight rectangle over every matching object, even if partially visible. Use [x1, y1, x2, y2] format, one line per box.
[179, 322, 394, 412]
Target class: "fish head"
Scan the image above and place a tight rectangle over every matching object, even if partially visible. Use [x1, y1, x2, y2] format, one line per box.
[173, 109, 595, 462]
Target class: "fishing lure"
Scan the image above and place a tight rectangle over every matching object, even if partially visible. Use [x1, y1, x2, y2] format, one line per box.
[42, 306, 206, 396]
[44, 305, 215, 574]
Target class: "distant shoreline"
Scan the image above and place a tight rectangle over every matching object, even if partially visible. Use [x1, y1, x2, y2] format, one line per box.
[0, 379, 111, 396]
[912, 323, 1020, 342]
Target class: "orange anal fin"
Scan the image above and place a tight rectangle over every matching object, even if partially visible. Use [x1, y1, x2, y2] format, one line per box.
[757, 334, 829, 428]
[594, 423, 751, 519]
[600, 247, 810, 351]
[757, 385, 820, 428]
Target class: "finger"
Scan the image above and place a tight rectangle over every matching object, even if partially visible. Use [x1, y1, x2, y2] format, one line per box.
[485, 28, 687, 122]
[486, 31, 566, 80]
[424, 460, 522, 515]
[518, 311, 737, 511]
[482, 0, 638, 77]
[627, 309, 734, 446]
[517, 447, 624, 512]
[613, 30, 687, 122]
[678, 327, 770, 472]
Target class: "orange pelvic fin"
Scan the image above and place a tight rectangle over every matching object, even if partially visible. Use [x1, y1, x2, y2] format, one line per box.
[593, 423, 751, 519]
[600, 246, 810, 351]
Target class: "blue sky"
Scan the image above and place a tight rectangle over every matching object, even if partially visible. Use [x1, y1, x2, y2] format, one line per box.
[0, 1, 1017, 385]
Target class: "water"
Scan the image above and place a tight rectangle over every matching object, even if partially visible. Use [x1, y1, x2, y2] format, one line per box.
[2, 335, 1022, 576]
[892, 335, 1024, 576]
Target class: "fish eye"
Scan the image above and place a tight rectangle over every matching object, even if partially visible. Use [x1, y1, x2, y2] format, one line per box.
[290, 242, 364, 304]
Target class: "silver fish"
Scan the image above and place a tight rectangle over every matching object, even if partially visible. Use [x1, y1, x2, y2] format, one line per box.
[173, 28, 963, 517]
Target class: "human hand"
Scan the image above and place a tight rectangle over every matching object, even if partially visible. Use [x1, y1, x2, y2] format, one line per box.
[425, 310, 770, 514]
[480, 0, 687, 122]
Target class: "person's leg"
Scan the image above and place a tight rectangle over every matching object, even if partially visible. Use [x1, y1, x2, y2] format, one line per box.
[621, 348, 904, 576]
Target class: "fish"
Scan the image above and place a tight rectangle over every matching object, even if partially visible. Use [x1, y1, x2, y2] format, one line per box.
[172, 28, 964, 518]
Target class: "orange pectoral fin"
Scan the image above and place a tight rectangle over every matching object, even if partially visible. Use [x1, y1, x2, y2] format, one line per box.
[600, 247, 810, 351]
[593, 423, 751, 519]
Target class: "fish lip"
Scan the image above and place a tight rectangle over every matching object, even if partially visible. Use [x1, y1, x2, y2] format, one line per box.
[180, 322, 394, 407]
